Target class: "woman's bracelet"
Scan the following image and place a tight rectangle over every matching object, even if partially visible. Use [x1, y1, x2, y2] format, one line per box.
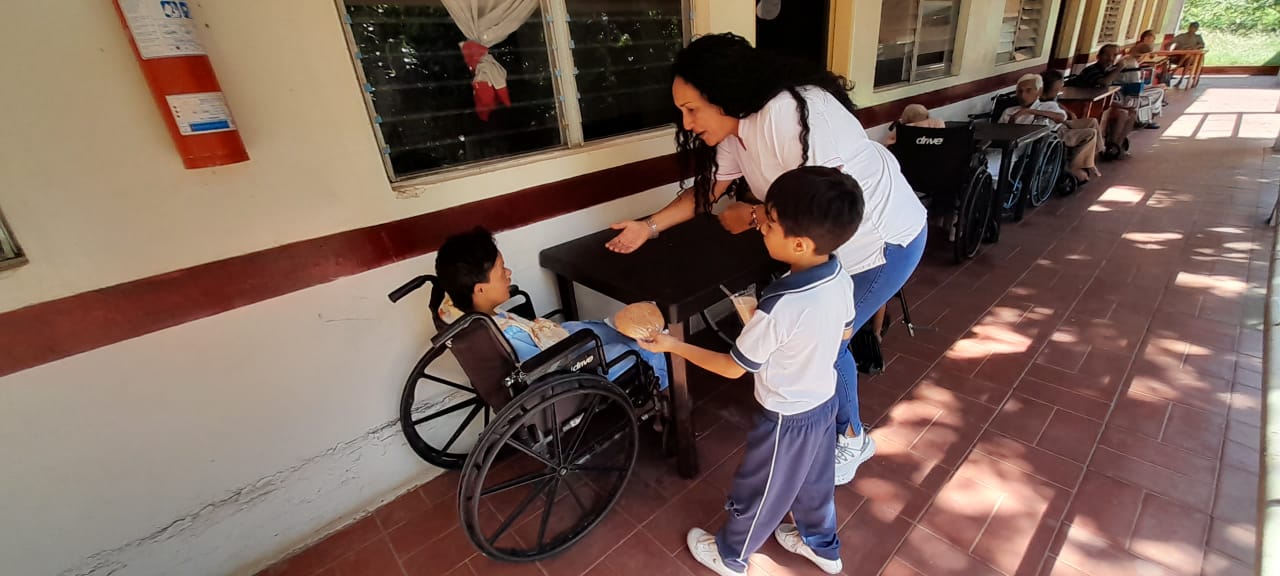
[644, 217, 659, 239]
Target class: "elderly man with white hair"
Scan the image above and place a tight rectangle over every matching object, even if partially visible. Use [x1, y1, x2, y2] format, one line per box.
[1000, 73, 1101, 182]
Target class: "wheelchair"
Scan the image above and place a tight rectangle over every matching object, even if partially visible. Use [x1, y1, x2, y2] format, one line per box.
[979, 90, 1079, 211]
[890, 122, 995, 262]
[387, 275, 665, 562]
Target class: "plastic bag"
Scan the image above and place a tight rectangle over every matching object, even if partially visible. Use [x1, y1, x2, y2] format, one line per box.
[613, 301, 666, 342]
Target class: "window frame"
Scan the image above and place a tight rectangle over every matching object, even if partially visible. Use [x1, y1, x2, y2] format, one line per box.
[872, 0, 963, 91]
[0, 206, 26, 272]
[335, 0, 691, 185]
[995, 0, 1047, 64]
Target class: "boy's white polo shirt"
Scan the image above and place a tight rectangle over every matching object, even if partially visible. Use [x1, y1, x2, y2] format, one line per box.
[730, 256, 856, 415]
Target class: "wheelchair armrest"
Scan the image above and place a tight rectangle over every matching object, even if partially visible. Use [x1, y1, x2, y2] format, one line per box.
[541, 309, 565, 321]
[519, 329, 607, 381]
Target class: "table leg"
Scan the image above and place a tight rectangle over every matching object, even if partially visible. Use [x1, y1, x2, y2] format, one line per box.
[554, 274, 579, 321]
[667, 320, 699, 478]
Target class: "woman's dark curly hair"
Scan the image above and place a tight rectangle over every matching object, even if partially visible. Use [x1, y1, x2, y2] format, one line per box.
[673, 33, 855, 214]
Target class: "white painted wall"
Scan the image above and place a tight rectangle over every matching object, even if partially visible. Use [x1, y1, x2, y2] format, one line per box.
[0, 0, 675, 314]
[0, 187, 673, 576]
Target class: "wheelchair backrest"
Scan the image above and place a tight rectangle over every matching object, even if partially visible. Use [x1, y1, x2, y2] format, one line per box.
[421, 280, 522, 411]
[890, 123, 977, 198]
[989, 90, 1021, 124]
[434, 310, 523, 412]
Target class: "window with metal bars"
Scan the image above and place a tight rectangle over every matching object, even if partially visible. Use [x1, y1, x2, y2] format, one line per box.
[996, 0, 1045, 63]
[874, 0, 962, 88]
[0, 207, 25, 271]
[339, 0, 687, 181]
[1097, 0, 1124, 45]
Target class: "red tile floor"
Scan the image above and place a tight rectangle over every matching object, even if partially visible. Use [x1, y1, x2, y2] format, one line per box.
[259, 76, 1280, 576]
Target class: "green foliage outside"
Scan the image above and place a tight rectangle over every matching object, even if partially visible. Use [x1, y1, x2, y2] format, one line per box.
[1182, 0, 1280, 65]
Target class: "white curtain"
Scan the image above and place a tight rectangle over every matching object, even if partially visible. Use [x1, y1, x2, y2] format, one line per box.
[442, 0, 541, 120]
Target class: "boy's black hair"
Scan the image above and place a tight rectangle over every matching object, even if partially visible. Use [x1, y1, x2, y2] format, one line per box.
[764, 166, 865, 255]
[435, 226, 499, 311]
[1041, 69, 1064, 89]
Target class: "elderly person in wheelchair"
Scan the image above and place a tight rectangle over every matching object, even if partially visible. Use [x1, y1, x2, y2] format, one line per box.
[1000, 72, 1100, 183]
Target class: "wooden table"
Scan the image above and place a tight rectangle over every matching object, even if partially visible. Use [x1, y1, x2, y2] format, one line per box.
[1058, 86, 1120, 121]
[539, 218, 784, 478]
[1152, 49, 1208, 88]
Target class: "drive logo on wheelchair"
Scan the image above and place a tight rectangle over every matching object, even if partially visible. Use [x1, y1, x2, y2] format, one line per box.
[571, 355, 596, 372]
[915, 136, 945, 145]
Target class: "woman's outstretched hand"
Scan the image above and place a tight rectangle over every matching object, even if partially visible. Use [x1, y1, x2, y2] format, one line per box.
[718, 202, 757, 234]
[605, 220, 651, 253]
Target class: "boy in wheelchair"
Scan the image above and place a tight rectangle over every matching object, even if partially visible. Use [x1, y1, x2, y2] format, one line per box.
[434, 227, 670, 395]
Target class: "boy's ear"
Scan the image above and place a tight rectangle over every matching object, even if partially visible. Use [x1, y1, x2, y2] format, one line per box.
[793, 236, 816, 254]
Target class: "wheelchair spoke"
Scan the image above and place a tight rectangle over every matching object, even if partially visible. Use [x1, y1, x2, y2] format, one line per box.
[411, 397, 478, 426]
[506, 436, 558, 469]
[569, 465, 629, 474]
[489, 477, 553, 544]
[421, 373, 474, 394]
[480, 470, 556, 497]
[442, 403, 484, 452]
[536, 478, 561, 553]
[549, 401, 564, 466]
[563, 395, 601, 464]
[563, 478, 590, 513]
[573, 422, 630, 465]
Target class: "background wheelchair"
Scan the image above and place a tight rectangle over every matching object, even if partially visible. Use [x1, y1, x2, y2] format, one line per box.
[387, 275, 665, 562]
[890, 123, 995, 262]
[979, 90, 1079, 211]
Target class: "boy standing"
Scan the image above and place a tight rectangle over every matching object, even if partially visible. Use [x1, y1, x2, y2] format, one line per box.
[639, 166, 864, 575]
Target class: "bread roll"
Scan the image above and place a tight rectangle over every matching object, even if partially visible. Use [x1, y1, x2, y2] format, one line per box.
[614, 302, 665, 341]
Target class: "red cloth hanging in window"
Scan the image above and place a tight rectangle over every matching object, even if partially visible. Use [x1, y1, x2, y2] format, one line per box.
[461, 40, 511, 121]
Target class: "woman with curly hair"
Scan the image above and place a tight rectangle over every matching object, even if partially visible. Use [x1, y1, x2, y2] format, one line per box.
[605, 33, 927, 489]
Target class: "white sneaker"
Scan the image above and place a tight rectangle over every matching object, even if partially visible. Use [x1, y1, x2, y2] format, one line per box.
[834, 431, 877, 486]
[687, 528, 746, 576]
[774, 523, 843, 574]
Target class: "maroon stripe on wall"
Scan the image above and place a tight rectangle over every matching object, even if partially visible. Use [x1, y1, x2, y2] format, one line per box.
[0, 67, 1050, 378]
[851, 64, 1047, 127]
[0, 154, 682, 378]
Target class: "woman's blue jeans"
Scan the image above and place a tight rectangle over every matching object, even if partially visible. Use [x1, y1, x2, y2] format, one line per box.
[834, 227, 927, 435]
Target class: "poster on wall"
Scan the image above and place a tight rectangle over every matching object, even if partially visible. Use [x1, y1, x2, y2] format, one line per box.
[119, 0, 206, 59]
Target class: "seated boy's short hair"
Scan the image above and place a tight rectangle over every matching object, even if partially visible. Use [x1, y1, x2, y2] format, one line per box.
[764, 166, 865, 255]
[436, 226, 499, 311]
[1041, 69, 1064, 89]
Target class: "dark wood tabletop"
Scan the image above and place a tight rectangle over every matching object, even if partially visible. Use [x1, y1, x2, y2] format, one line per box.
[540, 216, 784, 479]
[1059, 85, 1119, 102]
[539, 216, 783, 322]
[972, 122, 1052, 149]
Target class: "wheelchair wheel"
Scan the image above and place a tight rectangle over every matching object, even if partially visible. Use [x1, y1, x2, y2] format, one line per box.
[459, 372, 637, 562]
[400, 343, 491, 469]
[1030, 140, 1064, 207]
[954, 169, 995, 263]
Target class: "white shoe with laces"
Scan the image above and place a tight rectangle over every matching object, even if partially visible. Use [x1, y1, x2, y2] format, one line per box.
[834, 428, 877, 486]
[687, 528, 746, 576]
[774, 523, 843, 574]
